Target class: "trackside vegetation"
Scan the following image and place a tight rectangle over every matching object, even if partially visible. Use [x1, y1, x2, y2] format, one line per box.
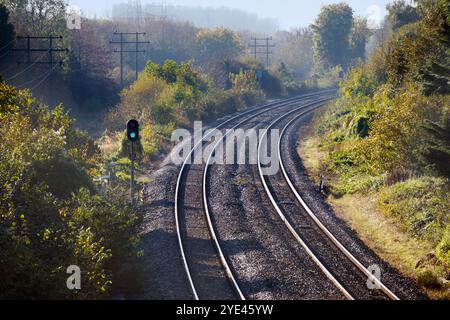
[310, 0, 449, 297]
[0, 82, 141, 299]
[100, 57, 326, 165]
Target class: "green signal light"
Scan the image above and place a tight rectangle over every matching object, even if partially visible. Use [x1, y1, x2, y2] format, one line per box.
[127, 120, 140, 141]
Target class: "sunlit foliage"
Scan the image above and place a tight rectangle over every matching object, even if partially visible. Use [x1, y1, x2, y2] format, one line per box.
[0, 82, 140, 299]
[315, 0, 449, 272]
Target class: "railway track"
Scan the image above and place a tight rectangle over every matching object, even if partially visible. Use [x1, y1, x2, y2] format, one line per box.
[256, 101, 401, 300]
[175, 91, 400, 300]
[175, 92, 332, 300]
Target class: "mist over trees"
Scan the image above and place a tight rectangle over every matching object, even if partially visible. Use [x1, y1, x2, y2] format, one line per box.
[0, 0, 373, 116]
[2, 0, 68, 35]
[0, 0, 448, 300]
[0, 0, 381, 140]
[111, 1, 279, 34]
[273, 29, 314, 80]
[196, 28, 244, 87]
[67, 19, 117, 112]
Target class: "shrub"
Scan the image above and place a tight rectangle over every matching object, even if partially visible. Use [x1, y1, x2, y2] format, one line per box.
[230, 70, 259, 93]
[416, 268, 441, 289]
[340, 64, 378, 98]
[103, 75, 168, 132]
[334, 172, 388, 195]
[0, 83, 141, 299]
[355, 85, 430, 175]
[378, 177, 449, 244]
[436, 227, 450, 266]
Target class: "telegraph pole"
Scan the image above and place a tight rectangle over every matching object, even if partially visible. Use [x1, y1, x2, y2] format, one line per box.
[13, 36, 68, 66]
[248, 37, 275, 68]
[110, 32, 150, 87]
[120, 32, 123, 85]
[26, 36, 31, 64]
[12, 36, 68, 102]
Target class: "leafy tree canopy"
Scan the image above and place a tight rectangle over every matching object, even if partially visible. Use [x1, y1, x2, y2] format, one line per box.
[311, 3, 354, 69]
[387, 0, 420, 31]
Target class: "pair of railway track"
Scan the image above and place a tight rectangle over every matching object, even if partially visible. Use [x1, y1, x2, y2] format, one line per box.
[174, 92, 400, 301]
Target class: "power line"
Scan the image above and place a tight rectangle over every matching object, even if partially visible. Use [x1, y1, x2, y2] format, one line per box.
[110, 32, 150, 87]
[12, 36, 68, 66]
[30, 63, 59, 90]
[4, 49, 50, 82]
[0, 62, 18, 75]
[16, 66, 55, 89]
[249, 37, 275, 68]
[10, 35, 68, 104]
[0, 38, 16, 53]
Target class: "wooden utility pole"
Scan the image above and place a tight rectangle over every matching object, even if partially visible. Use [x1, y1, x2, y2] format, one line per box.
[110, 32, 150, 86]
[12, 35, 68, 102]
[13, 36, 68, 67]
[248, 37, 275, 68]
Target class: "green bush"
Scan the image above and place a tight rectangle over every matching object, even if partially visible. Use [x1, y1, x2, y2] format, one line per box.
[105, 58, 268, 158]
[200, 90, 239, 121]
[378, 177, 449, 244]
[327, 150, 356, 173]
[334, 172, 388, 195]
[416, 268, 441, 289]
[0, 83, 141, 299]
[311, 0, 450, 293]
[436, 227, 450, 266]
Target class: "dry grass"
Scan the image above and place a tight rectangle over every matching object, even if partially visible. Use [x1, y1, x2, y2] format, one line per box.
[298, 125, 449, 300]
[297, 136, 323, 180]
[330, 194, 433, 278]
[97, 131, 124, 159]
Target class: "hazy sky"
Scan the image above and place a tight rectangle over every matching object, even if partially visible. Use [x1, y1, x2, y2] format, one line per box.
[69, 0, 393, 30]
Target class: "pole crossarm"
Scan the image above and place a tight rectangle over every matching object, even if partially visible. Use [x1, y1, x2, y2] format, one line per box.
[114, 32, 147, 35]
[113, 50, 146, 53]
[110, 31, 150, 86]
[16, 61, 64, 65]
[17, 36, 63, 39]
[110, 41, 150, 44]
[12, 35, 68, 66]
[248, 36, 275, 68]
[249, 51, 274, 54]
[7, 35, 68, 100]
[248, 45, 276, 48]
[12, 49, 69, 52]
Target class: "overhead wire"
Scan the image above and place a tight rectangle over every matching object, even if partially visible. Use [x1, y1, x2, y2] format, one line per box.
[0, 38, 16, 53]
[16, 67, 54, 89]
[0, 39, 17, 76]
[29, 63, 59, 90]
[3, 49, 51, 82]
[0, 62, 19, 75]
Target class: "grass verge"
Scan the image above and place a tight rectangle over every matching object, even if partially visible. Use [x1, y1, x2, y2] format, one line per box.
[297, 113, 449, 300]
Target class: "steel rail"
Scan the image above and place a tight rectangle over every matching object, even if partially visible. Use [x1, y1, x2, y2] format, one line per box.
[175, 91, 333, 300]
[203, 94, 334, 300]
[256, 97, 355, 300]
[203, 94, 335, 300]
[277, 106, 401, 301]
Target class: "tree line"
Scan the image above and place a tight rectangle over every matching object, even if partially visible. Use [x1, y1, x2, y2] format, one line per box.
[314, 0, 449, 297]
[0, 0, 382, 299]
